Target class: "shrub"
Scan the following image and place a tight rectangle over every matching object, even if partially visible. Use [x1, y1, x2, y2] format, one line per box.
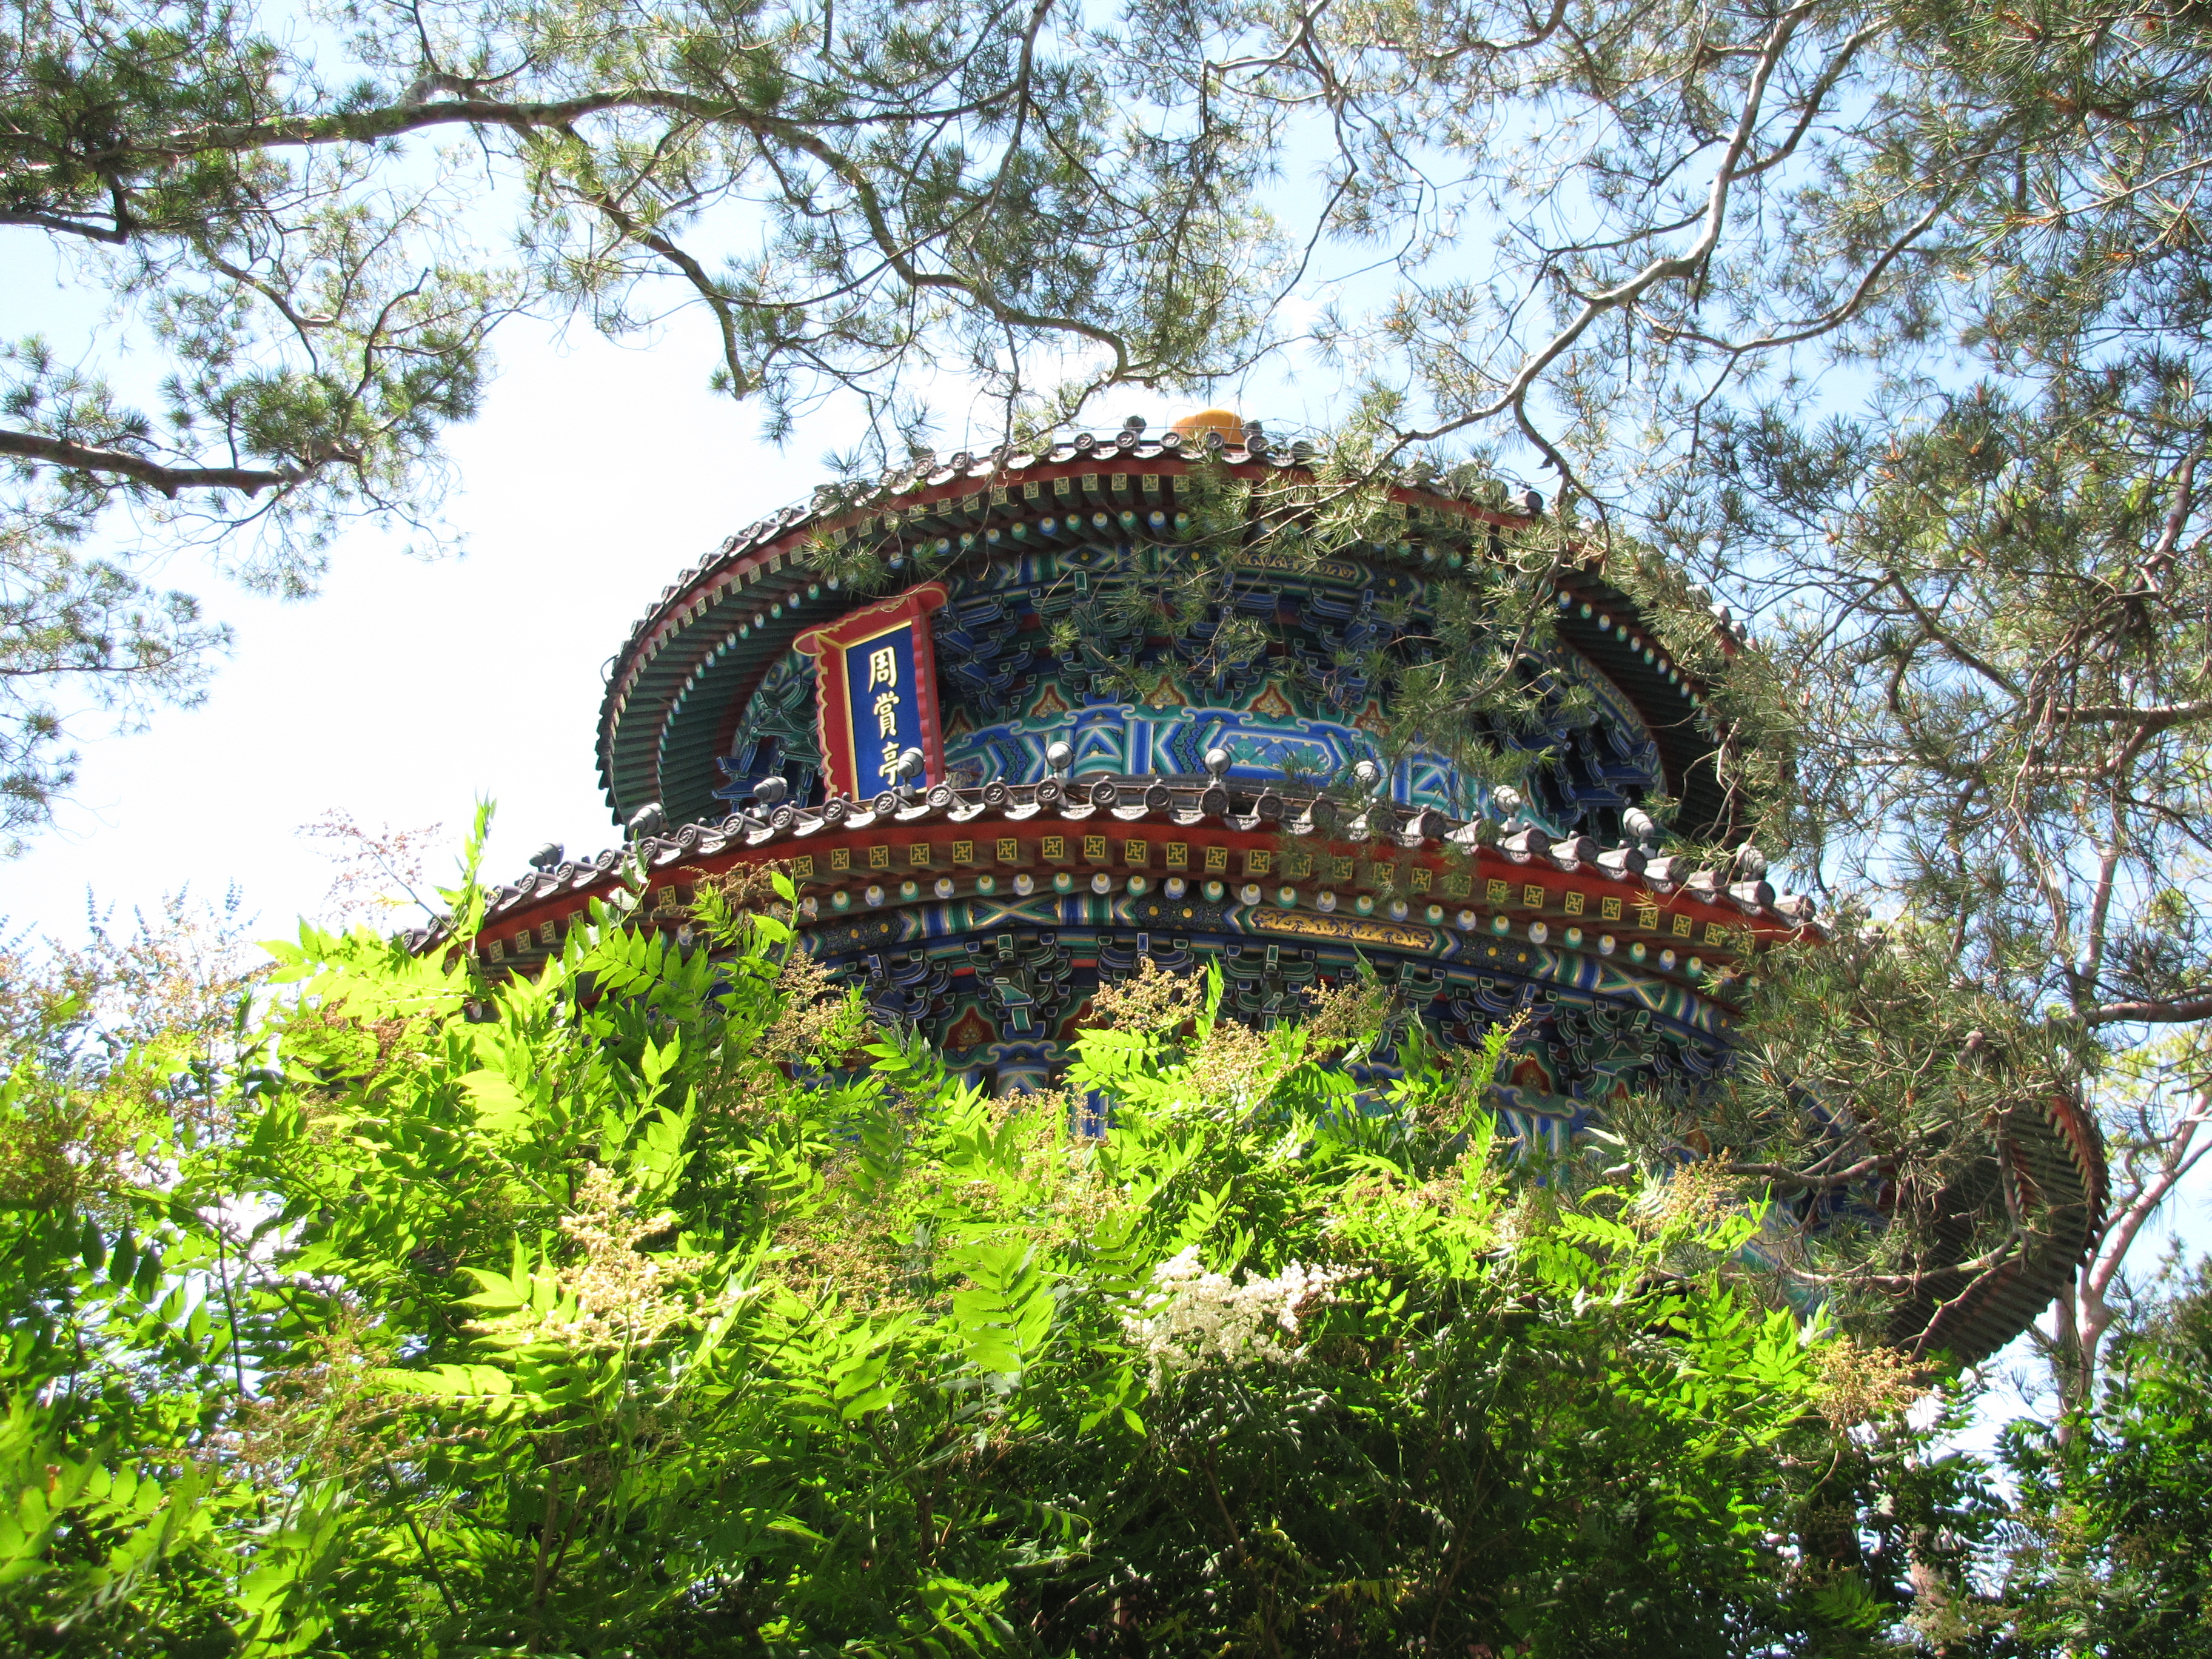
[1, 874, 1969, 1655]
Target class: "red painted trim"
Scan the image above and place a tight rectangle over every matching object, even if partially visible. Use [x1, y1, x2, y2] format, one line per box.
[2043, 1088, 2111, 1221]
[474, 825, 1815, 1009]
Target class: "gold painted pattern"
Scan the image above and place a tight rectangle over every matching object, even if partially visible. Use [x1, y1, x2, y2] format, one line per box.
[1252, 908, 1437, 951]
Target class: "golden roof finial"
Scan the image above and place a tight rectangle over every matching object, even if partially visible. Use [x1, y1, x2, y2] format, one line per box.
[1168, 407, 1243, 440]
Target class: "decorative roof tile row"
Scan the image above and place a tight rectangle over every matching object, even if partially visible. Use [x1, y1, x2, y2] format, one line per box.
[411, 777, 1818, 956]
[609, 423, 1751, 690]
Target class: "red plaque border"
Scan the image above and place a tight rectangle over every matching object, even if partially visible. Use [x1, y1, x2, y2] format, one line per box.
[792, 581, 951, 799]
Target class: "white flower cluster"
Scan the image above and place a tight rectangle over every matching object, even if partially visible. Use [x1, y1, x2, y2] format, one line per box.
[534, 1166, 699, 1351]
[1119, 1247, 1355, 1387]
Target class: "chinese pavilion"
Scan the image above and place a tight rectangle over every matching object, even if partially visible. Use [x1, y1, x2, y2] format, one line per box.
[454, 409, 2102, 1361]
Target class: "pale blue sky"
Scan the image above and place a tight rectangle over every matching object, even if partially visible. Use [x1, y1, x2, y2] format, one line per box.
[6, 315, 782, 938]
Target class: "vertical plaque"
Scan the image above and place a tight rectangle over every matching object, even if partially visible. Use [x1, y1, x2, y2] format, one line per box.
[793, 582, 950, 800]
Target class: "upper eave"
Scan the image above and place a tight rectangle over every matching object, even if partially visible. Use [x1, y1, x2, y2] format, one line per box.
[595, 428, 1752, 831]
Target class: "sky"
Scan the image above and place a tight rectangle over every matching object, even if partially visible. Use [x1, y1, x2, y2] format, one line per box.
[5, 320, 774, 941]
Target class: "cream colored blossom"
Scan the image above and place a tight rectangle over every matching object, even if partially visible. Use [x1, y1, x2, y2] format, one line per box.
[1184, 1017, 1292, 1107]
[1809, 1333, 1930, 1426]
[757, 945, 865, 1065]
[1119, 1246, 1355, 1387]
[1086, 955, 1205, 1030]
[1637, 1156, 1744, 1233]
[1300, 976, 1395, 1055]
[530, 1165, 702, 1349]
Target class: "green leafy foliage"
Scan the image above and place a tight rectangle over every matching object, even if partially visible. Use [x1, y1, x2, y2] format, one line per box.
[0, 880, 1991, 1655]
[2000, 1261, 2212, 1658]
